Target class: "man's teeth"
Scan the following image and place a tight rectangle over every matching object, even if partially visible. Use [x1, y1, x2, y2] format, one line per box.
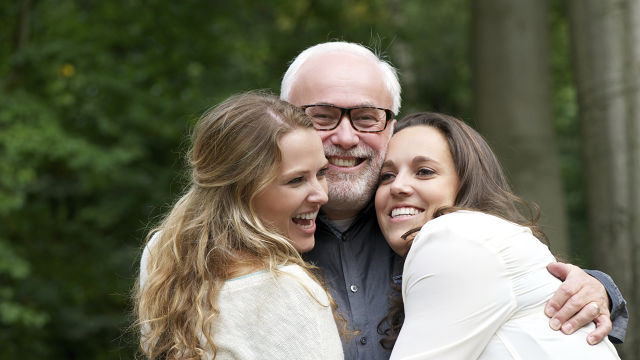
[391, 207, 423, 218]
[329, 157, 358, 167]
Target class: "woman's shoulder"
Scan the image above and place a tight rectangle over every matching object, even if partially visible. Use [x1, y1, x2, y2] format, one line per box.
[422, 210, 528, 239]
[223, 264, 330, 304]
[414, 210, 547, 257]
[414, 210, 553, 266]
[214, 269, 342, 360]
[430, 209, 516, 225]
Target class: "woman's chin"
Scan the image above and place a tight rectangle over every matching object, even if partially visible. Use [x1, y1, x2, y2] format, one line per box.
[291, 235, 315, 253]
[383, 230, 412, 257]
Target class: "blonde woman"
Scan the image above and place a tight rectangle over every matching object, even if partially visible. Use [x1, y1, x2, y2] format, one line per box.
[134, 92, 344, 359]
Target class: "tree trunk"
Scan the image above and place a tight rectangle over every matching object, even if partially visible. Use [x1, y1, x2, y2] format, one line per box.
[472, 0, 569, 257]
[568, 0, 640, 356]
[388, 0, 418, 114]
[4, 0, 34, 89]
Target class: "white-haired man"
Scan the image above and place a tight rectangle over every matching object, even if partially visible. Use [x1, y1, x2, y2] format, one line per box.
[280, 41, 627, 360]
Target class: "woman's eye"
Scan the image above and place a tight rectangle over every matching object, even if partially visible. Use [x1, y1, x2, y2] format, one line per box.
[317, 167, 328, 178]
[287, 177, 304, 185]
[417, 168, 435, 177]
[379, 172, 396, 183]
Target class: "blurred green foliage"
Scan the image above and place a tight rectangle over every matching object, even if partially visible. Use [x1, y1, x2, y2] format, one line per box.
[0, 0, 583, 358]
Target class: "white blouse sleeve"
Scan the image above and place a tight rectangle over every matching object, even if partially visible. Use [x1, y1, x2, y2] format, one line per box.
[391, 212, 519, 360]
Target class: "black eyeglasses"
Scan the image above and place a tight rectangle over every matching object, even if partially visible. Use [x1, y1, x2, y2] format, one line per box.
[301, 104, 394, 133]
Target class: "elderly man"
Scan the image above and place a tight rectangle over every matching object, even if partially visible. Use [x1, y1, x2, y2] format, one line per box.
[280, 41, 627, 360]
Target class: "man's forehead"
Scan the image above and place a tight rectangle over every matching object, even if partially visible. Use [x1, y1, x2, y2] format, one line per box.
[289, 52, 392, 109]
[299, 51, 377, 76]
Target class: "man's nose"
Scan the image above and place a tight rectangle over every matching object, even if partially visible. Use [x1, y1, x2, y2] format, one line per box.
[329, 115, 359, 149]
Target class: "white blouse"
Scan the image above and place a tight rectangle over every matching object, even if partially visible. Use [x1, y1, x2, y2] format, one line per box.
[391, 211, 620, 360]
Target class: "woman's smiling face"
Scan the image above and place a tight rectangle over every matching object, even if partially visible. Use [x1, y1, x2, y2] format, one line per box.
[253, 128, 329, 253]
[375, 126, 460, 257]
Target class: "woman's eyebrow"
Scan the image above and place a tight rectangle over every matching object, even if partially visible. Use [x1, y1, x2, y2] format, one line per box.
[278, 169, 308, 180]
[381, 159, 395, 168]
[412, 155, 437, 165]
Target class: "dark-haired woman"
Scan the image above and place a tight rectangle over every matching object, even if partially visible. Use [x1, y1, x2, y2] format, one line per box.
[375, 112, 620, 359]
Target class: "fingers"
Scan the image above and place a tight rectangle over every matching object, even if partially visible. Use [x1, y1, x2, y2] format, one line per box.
[546, 262, 570, 281]
[551, 301, 603, 334]
[587, 314, 613, 345]
[548, 303, 612, 345]
[548, 287, 607, 331]
[547, 282, 587, 331]
[544, 263, 612, 342]
[545, 275, 579, 319]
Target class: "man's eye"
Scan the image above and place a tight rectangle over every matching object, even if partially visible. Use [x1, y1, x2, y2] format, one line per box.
[417, 168, 435, 177]
[353, 114, 376, 121]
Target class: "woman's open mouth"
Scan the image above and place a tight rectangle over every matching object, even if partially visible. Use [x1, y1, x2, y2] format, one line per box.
[292, 211, 319, 230]
[390, 206, 424, 219]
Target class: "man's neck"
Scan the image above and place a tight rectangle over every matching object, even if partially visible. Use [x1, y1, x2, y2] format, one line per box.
[322, 205, 364, 221]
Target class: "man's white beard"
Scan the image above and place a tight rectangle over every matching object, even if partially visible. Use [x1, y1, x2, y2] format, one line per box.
[324, 144, 386, 214]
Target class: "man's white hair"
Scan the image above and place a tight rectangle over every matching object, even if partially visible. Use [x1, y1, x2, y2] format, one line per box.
[280, 41, 402, 115]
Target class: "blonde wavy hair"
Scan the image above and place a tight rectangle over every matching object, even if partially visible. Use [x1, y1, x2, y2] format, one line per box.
[133, 92, 336, 359]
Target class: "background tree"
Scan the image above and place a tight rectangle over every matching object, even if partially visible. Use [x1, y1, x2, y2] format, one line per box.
[471, 0, 569, 257]
[568, 0, 639, 356]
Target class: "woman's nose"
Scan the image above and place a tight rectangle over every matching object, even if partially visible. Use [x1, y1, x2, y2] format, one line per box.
[308, 178, 329, 205]
[389, 173, 413, 197]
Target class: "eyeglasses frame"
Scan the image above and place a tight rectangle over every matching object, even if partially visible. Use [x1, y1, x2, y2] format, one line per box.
[301, 104, 394, 133]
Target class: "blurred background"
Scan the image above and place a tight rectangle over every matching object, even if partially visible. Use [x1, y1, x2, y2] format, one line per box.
[1, 0, 637, 358]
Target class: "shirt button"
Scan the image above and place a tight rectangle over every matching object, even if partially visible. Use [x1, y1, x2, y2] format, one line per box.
[350, 284, 358, 293]
[360, 336, 367, 345]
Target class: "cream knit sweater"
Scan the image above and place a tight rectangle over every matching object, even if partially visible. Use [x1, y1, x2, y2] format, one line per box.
[206, 265, 344, 359]
[140, 235, 344, 359]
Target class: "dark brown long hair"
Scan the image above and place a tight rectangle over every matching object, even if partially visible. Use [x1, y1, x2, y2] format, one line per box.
[378, 111, 546, 349]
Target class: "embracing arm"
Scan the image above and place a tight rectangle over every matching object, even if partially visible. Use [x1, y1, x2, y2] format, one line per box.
[545, 262, 628, 344]
[586, 269, 628, 343]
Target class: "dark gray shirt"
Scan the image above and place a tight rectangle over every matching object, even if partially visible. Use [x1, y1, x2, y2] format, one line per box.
[304, 204, 399, 360]
[584, 269, 628, 343]
[304, 203, 628, 360]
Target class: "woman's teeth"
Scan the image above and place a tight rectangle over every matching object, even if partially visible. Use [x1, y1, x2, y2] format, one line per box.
[391, 207, 423, 218]
[293, 211, 318, 229]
